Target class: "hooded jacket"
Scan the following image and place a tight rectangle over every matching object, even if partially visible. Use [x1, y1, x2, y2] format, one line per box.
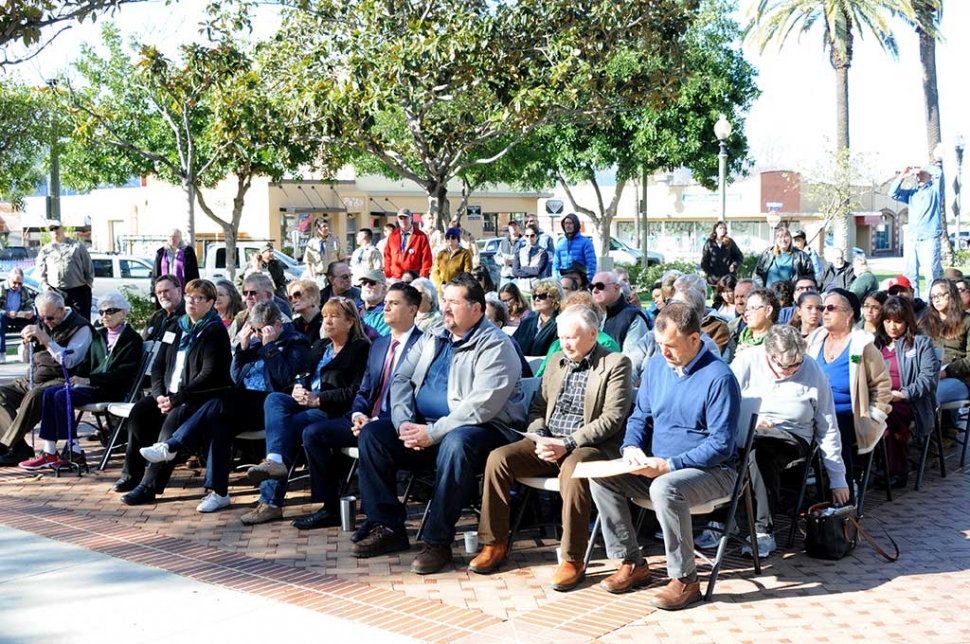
[552, 214, 597, 283]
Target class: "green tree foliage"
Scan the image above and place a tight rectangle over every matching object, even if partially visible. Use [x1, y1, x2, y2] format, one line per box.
[0, 1, 156, 65]
[264, 0, 702, 231]
[0, 78, 49, 206]
[508, 0, 759, 256]
[57, 23, 314, 279]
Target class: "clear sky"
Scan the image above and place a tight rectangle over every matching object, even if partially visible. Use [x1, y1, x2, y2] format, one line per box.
[5, 0, 968, 184]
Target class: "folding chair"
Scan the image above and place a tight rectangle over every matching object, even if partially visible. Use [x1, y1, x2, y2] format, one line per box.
[915, 400, 957, 491]
[856, 432, 894, 517]
[628, 396, 763, 602]
[784, 440, 822, 548]
[100, 341, 161, 471]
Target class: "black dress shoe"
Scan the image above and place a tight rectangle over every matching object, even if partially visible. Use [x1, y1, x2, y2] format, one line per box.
[121, 484, 156, 506]
[0, 441, 34, 466]
[292, 507, 341, 530]
[111, 477, 137, 493]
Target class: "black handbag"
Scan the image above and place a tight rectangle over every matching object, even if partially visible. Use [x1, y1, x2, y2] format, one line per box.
[803, 502, 899, 562]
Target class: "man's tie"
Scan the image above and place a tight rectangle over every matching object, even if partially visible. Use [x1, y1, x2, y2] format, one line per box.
[371, 339, 400, 417]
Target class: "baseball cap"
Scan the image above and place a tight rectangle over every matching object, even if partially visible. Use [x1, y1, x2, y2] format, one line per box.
[887, 275, 913, 290]
[792, 229, 806, 240]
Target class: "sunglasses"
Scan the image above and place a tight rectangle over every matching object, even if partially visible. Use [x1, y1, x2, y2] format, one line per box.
[242, 290, 260, 297]
[823, 304, 846, 312]
[98, 308, 122, 316]
[48, 226, 61, 231]
[589, 282, 615, 291]
[359, 279, 378, 287]
[445, 235, 459, 240]
[534, 292, 550, 301]
[288, 291, 303, 300]
[41, 315, 58, 321]
[524, 234, 537, 239]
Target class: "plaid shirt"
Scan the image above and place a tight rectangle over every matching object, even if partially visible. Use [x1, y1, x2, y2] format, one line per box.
[547, 353, 593, 438]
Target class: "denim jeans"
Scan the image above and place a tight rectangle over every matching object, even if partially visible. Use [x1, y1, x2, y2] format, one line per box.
[937, 377, 969, 426]
[906, 236, 942, 300]
[258, 392, 330, 507]
[357, 419, 510, 545]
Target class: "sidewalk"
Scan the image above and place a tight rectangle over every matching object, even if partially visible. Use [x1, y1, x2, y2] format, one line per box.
[0, 524, 416, 644]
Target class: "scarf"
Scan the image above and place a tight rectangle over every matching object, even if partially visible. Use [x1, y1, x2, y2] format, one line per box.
[161, 246, 186, 283]
[178, 307, 221, 352]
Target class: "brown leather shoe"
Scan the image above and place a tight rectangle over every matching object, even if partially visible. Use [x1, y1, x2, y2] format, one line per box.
[411, 543, 453, 575]
[551, 560, 586, 592]
[469, 544, 507, 574]
[600, 561, 651, 594]
[352, 524, 410, 558]
[650, 577, 702, 611]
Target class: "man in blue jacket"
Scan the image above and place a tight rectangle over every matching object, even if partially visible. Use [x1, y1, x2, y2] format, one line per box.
[553, 213, 596, 284]
[589, 302, 740, 610]
[891, 162, 944, 300]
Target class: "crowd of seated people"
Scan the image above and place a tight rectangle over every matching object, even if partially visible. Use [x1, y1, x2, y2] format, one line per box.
[4, 225, 969, 612]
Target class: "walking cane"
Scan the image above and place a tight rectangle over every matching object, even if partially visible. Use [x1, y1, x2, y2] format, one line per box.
[54, 349, 85, 477]
[27, 342, 35, 452]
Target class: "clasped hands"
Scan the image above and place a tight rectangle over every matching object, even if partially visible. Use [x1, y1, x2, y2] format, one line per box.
[291, 384, 320, 408]
[399, 421, 432, 450]
[622, 446, 670, 478]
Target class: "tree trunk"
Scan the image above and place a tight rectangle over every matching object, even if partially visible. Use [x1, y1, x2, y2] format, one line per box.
[919, 24, 953, 264]
[184, 179, 196, 247]
[195, 174, 253, 283]
[427, 182, 451, 232]
[832, 62, 851, 253]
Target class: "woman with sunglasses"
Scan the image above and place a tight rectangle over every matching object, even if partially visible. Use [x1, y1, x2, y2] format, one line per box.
[287, 279, 322, 340]
[512, 224, 549, 293]
[919, 277, 970, 437]
[241, 296, 370, 524]
[727, 324, 849, 558]
[431, 227, 473, 296]
[954, 278, 970, 314]
[513, 279, 563, 357]
[214, 279, 244, 327]
[788, 291, 823, 338]
[471, 265, 496, 294]
[805, 288, 891, 499]
[20, 292, 143, 470]
[874, 296, 939, 489]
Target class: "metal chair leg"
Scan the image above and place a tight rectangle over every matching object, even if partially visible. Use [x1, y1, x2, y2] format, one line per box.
[857, 450, 876, 519]
[583, 513, 600, 569]
[787, 451, 814, 549]
[507, 486, 533, 552]
[98, 418, 127, 471]
[936, 420, 947, 479]
[880, 437, 893, 503]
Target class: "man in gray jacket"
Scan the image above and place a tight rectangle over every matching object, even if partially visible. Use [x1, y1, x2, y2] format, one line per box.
[353, 273, 528, 574]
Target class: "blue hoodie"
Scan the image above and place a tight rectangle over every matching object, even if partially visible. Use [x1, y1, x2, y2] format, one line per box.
[552, 213, 597, 282]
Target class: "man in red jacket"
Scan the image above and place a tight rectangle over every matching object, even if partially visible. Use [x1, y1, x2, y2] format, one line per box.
[383, 209, 432, 279]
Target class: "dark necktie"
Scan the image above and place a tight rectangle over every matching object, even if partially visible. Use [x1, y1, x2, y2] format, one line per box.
[371, 339, 400, 417]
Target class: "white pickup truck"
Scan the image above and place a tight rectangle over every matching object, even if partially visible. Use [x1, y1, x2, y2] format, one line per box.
[200, 242, 304, 283]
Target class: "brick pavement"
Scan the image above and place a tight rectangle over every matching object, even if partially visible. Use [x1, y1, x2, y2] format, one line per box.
[1, 432, 969, 643]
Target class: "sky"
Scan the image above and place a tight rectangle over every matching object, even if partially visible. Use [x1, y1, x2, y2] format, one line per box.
[5, 0, 969, 184]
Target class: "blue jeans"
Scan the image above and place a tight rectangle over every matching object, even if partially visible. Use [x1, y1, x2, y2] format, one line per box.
[937, 377, 969, 426]
[258, 392, 329, 506]
[906, 236, 942, 300]
[357, 419, 510, 545]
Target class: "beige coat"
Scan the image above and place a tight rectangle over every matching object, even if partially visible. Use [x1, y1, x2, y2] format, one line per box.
[806, 327, 892, 453]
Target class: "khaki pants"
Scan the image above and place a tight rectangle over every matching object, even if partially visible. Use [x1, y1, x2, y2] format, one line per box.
[0, 377, 66, 449]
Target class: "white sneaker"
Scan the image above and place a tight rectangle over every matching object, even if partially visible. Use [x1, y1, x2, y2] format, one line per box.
[694, 521, 725, 550]
[741, 532, 776, 559]
[196, 491, 230, 513]
[139, 442, 176, 463]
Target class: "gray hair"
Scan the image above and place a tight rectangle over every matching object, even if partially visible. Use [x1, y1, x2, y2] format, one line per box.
[410, 277, 439, 312]
[484, 292, 509, 326]
[9, 267, 23, 279]
[854, 256, 869, 271]
[249, 300, 282, 328]
[243, 273, 275, 295]
[558, 302, 601, 334]
[674, 273, 707, 297]
[671, 288, 706, 321]
[35, 291, 65, 311]
[97, 291, 131, 313]
[764, 324, 806, 366]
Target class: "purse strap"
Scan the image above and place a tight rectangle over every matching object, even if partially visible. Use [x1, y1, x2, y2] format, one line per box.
[848, 516, 900, 562]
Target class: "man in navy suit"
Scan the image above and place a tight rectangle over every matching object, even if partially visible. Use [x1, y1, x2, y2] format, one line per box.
[289, 282, 425, 529]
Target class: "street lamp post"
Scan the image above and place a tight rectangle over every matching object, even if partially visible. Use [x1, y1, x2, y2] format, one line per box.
[956, 135, 965, 251]
[714, 114, 732, 224]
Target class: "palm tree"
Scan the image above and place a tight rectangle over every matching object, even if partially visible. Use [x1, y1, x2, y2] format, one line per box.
[746, 1, 917, 249]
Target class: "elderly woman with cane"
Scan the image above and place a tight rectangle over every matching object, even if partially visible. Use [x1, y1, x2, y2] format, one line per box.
[20, 292, 143, 470]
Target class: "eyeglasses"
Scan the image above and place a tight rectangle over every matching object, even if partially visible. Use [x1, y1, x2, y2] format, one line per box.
[769, 354, 803, 373]
[745, 304, 767, 312]
[862, 303, 882, 311]
[242, 290, 260, 297]
[98, 308, 122, 316]
[930, 292, 949, 301]
[534, 292, 550, 301]
[823, 304, 847, 313]
[185, 294, 208, 303]
[288, 291, 303, 300]
[589, 282, 615, 292]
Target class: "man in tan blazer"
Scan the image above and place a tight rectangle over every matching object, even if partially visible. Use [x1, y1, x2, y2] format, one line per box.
[470, 303, 632, 591]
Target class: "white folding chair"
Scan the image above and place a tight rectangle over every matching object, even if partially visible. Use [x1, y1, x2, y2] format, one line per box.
[99, 341, 161, 471]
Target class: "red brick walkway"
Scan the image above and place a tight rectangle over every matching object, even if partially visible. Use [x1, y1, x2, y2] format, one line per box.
[2, 440, 969, 643]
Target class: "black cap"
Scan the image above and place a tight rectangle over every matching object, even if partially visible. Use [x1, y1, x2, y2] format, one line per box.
[792, 229, 806, 240]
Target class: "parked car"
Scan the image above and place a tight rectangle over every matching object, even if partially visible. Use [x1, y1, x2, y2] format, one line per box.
[23, 253, 154, 300]
[201, 242, 303, 283]
[609, 237, 664, 266]
[949, 232, 970, 250]
[0, 246, 36, 261]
